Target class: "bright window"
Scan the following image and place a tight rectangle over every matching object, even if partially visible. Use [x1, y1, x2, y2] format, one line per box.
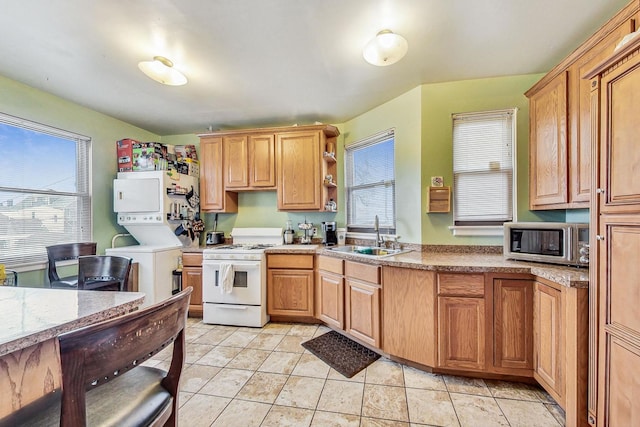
[345, 129, 395, 233]
[452, 109, 516, 226]
[0, 113, 92, 267]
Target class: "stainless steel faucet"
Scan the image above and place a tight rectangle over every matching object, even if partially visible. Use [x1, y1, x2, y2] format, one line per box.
[374, 215, 384, 247]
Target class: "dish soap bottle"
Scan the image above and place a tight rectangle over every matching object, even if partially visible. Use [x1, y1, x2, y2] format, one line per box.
[283, 220, 295, 244]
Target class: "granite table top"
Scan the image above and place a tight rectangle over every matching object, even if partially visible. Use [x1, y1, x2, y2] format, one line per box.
[0, 287, 145, 357]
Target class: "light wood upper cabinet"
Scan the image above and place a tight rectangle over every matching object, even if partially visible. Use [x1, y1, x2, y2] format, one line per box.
[224, 134, 276, 190]
[568, 19, 636, 206]
[249, 134, 276, 188]
[199, 136, 238, 212]
[528, 71, 569, 209]
[223, 135, 249, 189]
[525, 3, 638, 211]
[276, 130, 323, 210]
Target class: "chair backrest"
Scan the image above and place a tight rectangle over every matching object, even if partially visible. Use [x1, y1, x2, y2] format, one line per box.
[57, 287, 192, 426]
[77, 255, 132, 291]
[46, 242, 97, 282]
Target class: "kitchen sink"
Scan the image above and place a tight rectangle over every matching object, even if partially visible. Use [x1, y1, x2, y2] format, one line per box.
[327, 245, 410, 258]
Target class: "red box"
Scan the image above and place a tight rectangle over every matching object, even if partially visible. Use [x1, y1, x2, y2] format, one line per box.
[116, 139, 138, 172]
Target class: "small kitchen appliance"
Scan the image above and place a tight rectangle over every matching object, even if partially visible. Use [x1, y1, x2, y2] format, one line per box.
[283, 220, 295, 244]
[206, 213, 225, 245]
[322, 221, 338, 246]
[503, 222, 589, 267]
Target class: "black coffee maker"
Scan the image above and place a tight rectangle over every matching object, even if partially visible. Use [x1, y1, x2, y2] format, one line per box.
[322, 221, 338, 246]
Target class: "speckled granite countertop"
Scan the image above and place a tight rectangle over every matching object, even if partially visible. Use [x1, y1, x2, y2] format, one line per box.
[313, 249, 589, 289]
[0, 287, 145, 357]
[182, 245, 588, 288]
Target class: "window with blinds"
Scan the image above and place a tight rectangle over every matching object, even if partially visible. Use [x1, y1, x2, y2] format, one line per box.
[452, 109, 515, 226]
[0, 113, 92, 267]
[345, 129, 395, 233]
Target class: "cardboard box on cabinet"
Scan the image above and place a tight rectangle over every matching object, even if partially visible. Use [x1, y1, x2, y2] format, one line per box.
[116, 138, 138, 172]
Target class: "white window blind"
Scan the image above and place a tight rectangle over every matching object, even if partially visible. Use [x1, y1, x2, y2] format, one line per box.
[0, 113, 92, 267]
[345, 129, 395, 232]
[453, 109, 515, 225]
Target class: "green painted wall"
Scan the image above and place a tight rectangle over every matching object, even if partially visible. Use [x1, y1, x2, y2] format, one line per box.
[0, 75, 160, 286]
[341, 87, 423, 243]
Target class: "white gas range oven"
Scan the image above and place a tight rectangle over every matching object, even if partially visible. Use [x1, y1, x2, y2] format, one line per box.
[202, 228, 282, 327]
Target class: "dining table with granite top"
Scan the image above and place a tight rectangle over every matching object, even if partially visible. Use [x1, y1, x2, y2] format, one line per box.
[0, 286, 145, 419]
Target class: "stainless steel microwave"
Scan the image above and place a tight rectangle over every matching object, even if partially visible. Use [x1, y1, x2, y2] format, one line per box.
[503, 222, 589, 267]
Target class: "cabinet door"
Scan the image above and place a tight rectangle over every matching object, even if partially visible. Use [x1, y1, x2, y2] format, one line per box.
[438, 296, 486, 371]
[383, 267, 437, 366]
[249, 134, 276, 188]
[534, 282, 563, 398]
[276, 131, 322, 210]
[316, 270, 344, 329]
[224, 135, 249, 189]
[345, 278, 381, 348]
[183, 266, 203, 317]
[267, 269, 314, 317]
[200, 137, 238, 212]
[493, 278, 533, 370]
[529, 71, 568, 209]
[598, 55, 640, 215]
[570, 19, 635, 206]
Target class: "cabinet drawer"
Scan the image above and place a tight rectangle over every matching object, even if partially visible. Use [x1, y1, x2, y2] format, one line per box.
[267, 254, 314, 269]
[345, 261, 380, 285]
[182, 252, 203, 267]
[317, 255, 344, 275]
[437, 273, 484, 297]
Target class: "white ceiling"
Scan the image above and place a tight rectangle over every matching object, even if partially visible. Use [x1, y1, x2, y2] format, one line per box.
[0, 0, 630, 135]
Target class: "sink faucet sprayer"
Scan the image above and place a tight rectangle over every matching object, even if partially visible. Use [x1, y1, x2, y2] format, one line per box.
[374, 215, 384, 247]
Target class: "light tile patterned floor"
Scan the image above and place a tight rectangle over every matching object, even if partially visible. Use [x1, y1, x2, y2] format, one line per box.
[146, 319, 566, 427]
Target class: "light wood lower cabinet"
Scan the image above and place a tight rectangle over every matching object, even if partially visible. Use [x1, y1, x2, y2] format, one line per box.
[315, 255, 344, 329]
[437, 273, 488, 371]
[383, 267, 437, 366]
[493, 277, 534, 371]
[267, 254, 315, 318]
[534, 281, 564, 403]
[182, 252, 203, 317]
[343, 261, 381, 348]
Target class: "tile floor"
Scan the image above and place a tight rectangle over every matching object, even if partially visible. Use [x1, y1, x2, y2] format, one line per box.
[146, 319, 566, 427]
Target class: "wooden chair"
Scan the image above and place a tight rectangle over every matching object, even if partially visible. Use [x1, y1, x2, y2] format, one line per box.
[46, 242, 97, 288]
[0, 287, 193, 427]
[78, 255, 133, 292]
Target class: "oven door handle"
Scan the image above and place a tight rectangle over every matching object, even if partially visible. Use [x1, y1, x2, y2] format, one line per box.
[216, 305, 248, 310]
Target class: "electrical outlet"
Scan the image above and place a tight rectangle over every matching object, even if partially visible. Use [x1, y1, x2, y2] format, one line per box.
[312, 227, 318, 237]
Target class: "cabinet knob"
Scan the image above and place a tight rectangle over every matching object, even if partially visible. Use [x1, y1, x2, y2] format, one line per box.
[596, 188, 605, 194]
[596, 235, 605, 241]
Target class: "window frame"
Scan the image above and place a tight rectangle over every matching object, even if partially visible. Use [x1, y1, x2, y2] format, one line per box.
[448, 108, 517, 237]
[0, 112, 92, 268]
[344, 129, 396, 235]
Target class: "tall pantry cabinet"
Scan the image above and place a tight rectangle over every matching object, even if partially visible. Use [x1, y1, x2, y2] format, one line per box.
[586, 34, 640, 427]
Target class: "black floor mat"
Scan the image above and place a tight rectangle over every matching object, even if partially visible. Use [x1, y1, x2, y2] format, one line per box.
[301, 330, 380, 378]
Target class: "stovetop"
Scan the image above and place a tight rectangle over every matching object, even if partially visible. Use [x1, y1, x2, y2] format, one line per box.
[207, 244, 275, 252]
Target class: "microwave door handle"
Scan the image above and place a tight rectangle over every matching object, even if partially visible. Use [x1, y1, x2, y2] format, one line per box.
[566, 226, 573, 260]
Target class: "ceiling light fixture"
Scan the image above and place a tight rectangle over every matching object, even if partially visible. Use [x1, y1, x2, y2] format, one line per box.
[363, 29, 408, 66]
[138, 56, 188, 86]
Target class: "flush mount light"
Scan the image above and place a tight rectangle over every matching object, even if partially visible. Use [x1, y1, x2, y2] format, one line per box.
[363, 29, 408, 66]
[138, 56, 188, 86]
